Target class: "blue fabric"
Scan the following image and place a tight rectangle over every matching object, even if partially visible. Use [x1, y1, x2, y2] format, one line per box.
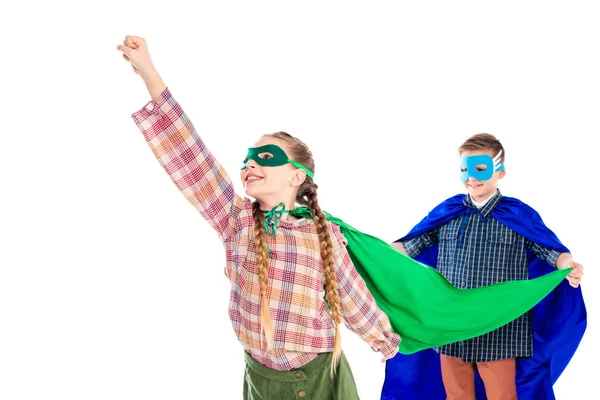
[381, 195, 587, 400]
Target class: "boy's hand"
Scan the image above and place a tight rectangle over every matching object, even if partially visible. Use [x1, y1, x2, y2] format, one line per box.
[557, 253, 584, 288]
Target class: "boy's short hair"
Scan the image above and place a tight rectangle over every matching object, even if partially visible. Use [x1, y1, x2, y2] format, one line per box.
[458, 133, 505, 163]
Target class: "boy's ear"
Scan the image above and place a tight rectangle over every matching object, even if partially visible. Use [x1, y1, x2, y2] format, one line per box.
[498, 170, 506, 179]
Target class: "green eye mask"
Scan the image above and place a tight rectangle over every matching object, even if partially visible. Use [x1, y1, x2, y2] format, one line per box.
[241, 144, 314, 179]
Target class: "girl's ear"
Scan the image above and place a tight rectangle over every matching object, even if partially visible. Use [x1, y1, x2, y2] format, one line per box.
[290, 169, 307, 187]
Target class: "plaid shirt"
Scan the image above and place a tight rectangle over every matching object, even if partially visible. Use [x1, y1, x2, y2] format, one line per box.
[402, 191, 561, 362]
[131, 88, 400, 371]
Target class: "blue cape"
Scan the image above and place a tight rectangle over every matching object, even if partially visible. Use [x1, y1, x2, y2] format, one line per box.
[381, 194, 587, 400]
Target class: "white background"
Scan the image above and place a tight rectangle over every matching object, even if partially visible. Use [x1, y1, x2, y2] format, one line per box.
[1, 1, 598, 399]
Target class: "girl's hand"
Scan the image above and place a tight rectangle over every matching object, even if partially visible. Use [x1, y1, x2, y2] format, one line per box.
[116, 35, 157, 80]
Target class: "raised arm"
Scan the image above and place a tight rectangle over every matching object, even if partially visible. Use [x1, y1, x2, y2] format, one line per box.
[117, 36, 166, 102]
[118, 36, 246, 241]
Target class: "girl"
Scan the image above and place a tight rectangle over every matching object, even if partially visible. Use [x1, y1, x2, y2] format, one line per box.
[117, 35, 401, 400]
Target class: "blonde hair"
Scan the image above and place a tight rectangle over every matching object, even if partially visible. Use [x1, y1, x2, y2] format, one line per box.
[251, 131, 342, 377]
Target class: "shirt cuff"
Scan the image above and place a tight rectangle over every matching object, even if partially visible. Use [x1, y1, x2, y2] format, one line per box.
[400, 239, 420, 258]
[372, 334, 402, 359]
[131, 87, 172, 123]
[550, 250, 565, 268]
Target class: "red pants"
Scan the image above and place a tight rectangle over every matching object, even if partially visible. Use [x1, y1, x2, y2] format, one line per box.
[440, 354, 518, 400]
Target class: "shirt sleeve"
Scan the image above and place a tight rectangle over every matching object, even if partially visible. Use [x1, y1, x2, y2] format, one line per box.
[332, 227, 402, 359]
[131, 88, 246, 242]
[400, 228, 440, 258]
[525, 239, 562, 268]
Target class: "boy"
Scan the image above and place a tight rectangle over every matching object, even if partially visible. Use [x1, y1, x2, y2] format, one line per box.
[383, 134, 585, 400]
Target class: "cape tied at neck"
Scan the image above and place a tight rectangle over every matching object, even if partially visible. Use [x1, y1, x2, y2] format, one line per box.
[262, 202, 292, 237]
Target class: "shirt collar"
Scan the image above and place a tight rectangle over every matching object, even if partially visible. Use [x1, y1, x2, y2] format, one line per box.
[463, 189, 503, 217]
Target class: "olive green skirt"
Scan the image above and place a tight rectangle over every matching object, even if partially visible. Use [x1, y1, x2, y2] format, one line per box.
[243, 351, 360, 400]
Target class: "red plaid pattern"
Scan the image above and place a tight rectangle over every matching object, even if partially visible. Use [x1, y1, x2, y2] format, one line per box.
[131, 88, 401, 370]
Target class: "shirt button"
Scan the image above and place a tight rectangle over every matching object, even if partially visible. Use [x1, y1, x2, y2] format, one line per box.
[464, 261, 468, 266]
[298, 391, 306, 398]
[499, 238, 504, 243]
[461, 282, 465, 287]
[294, 372, 302, 378]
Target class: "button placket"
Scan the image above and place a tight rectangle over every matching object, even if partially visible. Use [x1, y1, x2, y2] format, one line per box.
[292, 370, 308, 399]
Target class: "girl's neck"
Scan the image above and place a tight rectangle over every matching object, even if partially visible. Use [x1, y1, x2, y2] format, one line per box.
[259, 199, 298, 221]
[259, 199, 295, 212]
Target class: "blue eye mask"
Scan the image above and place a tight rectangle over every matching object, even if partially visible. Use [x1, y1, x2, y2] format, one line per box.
[460, 150, 505, 182]
[241, 144, 314, 179]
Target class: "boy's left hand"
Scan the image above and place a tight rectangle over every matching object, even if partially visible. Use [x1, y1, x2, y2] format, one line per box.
[557, 253, 584, 288]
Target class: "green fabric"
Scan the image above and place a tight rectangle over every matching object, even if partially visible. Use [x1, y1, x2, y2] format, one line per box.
[287, 160, 315, 179]
[262, 202, 290, 237]
[290, 207, 570, 355]
[243, 351, 359, 400]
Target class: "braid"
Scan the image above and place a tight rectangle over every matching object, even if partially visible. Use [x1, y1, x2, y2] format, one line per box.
[263, 132, 341, 375]
[252, 201, 274, 351]
[307, 187, 342, 377]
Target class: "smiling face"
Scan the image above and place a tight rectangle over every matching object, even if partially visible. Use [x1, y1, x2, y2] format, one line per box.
[240, 136, 307, 208]
[460, 149, 506, 202]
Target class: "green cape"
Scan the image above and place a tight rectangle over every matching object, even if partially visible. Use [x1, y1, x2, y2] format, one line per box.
[290, 208, 570, 354]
